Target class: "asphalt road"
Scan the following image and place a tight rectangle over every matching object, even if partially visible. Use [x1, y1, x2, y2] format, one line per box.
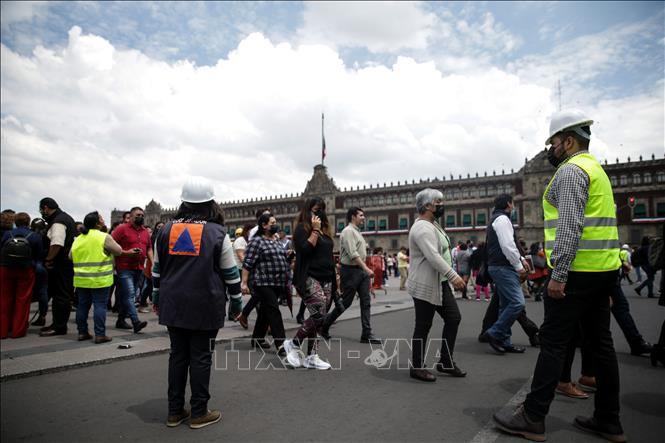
[2, 283, 664, 443]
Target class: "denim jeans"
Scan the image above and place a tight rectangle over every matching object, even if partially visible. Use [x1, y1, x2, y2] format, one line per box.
[635, 266, 655, 297]
[486, 266, 525, 347]
[117, 269, 142, 324]
[610, 281, 643, 345]
[76, 287, 110, 336]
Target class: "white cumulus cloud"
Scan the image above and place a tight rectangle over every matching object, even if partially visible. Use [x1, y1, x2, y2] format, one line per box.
[0, 28, 660, 223]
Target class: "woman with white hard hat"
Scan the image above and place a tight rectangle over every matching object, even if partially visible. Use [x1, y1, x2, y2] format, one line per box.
[152, 176, 242, 429]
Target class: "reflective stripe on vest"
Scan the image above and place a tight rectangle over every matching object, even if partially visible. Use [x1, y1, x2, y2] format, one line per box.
[71, 230, 114, 288]
[543, 153, 621, 272]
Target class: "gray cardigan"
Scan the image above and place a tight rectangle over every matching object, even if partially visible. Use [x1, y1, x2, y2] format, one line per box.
[407, 218, 460, 306]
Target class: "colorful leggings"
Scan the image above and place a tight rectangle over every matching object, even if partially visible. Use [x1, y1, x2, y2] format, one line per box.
[294, 277, 331, 355]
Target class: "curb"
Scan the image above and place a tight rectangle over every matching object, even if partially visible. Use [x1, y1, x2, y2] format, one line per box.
[1, 302, 414, 382]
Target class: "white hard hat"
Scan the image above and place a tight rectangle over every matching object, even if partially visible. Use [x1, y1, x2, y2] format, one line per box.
[180, 176, 215, 203]
[621, 244, 630, 250]
[545, 109, 594, 145]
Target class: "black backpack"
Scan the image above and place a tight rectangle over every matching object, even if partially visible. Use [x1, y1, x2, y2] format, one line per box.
[0, 232, 34, 267]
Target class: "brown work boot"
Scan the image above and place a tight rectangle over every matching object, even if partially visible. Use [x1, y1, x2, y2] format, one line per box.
[166, 409, 190, 427]
[94, 336, 113, 344]
[189, 410, 221, 429]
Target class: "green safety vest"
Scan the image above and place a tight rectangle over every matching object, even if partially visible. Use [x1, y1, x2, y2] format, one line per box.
[71, 229, 114, 288]
[543, 152, 621, 272]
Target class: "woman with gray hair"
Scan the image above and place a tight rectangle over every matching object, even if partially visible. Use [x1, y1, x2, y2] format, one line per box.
[407, 188, 467, 382]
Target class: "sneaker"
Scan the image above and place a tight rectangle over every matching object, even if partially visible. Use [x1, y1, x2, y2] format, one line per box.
[189, 409, 221, 429]
[282, 339, 303, 368]
[556, 382, 589, 399]
[573, 416, 626, 443]
[493, 404, 546, 442]
[166, 408, 190, 427]
[139, 307, 151, 314]
[303, 354, 331, 370]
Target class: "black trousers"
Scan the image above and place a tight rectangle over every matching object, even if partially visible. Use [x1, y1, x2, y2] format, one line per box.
[560, 322, 595, 382]
[325, 265, 373, 337]
[251, 286, 286, 349]
[481, 290, 539, 338]
[167, 327, 218, 418]
[48, 262, 73, 332]
[524, 270, 620, 425]
[411, 283, 461, 369]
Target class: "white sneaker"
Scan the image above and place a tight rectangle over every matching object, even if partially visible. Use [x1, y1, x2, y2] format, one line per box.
[282, 339, 303, 368]
[303, 354, 331, 370]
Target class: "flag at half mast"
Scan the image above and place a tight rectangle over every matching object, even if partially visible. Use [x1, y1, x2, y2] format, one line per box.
[321, 113, 326, 165]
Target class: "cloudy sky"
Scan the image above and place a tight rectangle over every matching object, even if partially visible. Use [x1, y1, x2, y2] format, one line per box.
[1, 1, 663, 222]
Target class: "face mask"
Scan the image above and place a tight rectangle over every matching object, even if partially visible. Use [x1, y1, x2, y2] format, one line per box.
[433, 204, 445, 218]
[134, 216, 144, 226]
[268, 224, 279, 235]
[547, 144, 563, 167]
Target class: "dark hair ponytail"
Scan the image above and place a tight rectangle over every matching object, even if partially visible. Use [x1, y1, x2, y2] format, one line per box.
[82, 211, 100, 235]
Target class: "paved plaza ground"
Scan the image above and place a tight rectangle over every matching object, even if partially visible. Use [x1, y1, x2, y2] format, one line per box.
[1, 275, 663, 442]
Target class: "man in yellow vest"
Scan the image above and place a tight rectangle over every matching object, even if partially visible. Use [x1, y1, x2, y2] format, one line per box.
[494, 110, 625, 443]
[71, 211, 138, 343]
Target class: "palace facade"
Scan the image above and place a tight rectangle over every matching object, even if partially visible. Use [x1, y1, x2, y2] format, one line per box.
[112, 150, 665, 253]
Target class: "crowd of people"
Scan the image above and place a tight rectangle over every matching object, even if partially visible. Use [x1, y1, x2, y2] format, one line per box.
[0, 110, 663, 441]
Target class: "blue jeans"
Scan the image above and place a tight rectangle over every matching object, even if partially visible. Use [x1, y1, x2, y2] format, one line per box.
[117, 269, 142, 324]
[486, 266, 525, 346]
[76, 287, 110, 336]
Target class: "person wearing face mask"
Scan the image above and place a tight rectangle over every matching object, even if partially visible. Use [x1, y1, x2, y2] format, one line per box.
[494, 110, 625, 443]
[483, 194, 531, 355]
[111, 206, 151, 333]
[282, 197, 337, 369]
[241, 213, 289, 353]
[37, 198, 76, 337]
[71, 211, 138, 343]
[407, 189, 467, 382]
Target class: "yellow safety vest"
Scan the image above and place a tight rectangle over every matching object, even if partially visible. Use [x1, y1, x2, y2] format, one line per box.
[72, 229, 114, 288]
[543, 152, 621, 272]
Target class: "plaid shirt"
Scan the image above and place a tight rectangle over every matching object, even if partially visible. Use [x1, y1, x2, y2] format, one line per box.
[243, 235, 290, 287]
[545, 150, 590, 283]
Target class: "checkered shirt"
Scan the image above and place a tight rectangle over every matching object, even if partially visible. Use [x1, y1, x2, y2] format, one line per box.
[545, 151, 590, 283]
[243, 235, 290, 287]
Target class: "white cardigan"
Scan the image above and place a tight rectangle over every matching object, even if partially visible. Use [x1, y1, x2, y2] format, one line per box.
[407, 219, 460, 306]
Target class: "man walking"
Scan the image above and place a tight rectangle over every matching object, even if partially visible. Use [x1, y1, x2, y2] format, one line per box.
[321, 207, 381, 343]
[111, 207, 149, 333]
[38, 198, 76, 337]
[494, 110, 625, 442]
[483, 194, 530, 354]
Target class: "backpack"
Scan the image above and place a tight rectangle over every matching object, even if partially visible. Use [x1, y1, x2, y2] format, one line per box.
[648, 237, 663, 270]
[0, 232, 34, 267]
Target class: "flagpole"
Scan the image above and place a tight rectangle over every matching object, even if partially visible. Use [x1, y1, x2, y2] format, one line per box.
[321, 113, 325, 166]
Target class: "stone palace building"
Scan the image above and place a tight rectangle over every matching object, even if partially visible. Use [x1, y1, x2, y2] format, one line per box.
[113, 150, 665, 253]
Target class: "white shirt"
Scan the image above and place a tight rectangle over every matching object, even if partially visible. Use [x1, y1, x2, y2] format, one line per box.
[232, 236, 247, 269]
[491, 215, 524, 272]
[47, 223, 67, 247]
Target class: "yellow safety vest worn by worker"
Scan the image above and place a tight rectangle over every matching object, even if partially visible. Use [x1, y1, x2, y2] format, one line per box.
[72, 229, 114, 288]
[543, 152, 621, 272]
